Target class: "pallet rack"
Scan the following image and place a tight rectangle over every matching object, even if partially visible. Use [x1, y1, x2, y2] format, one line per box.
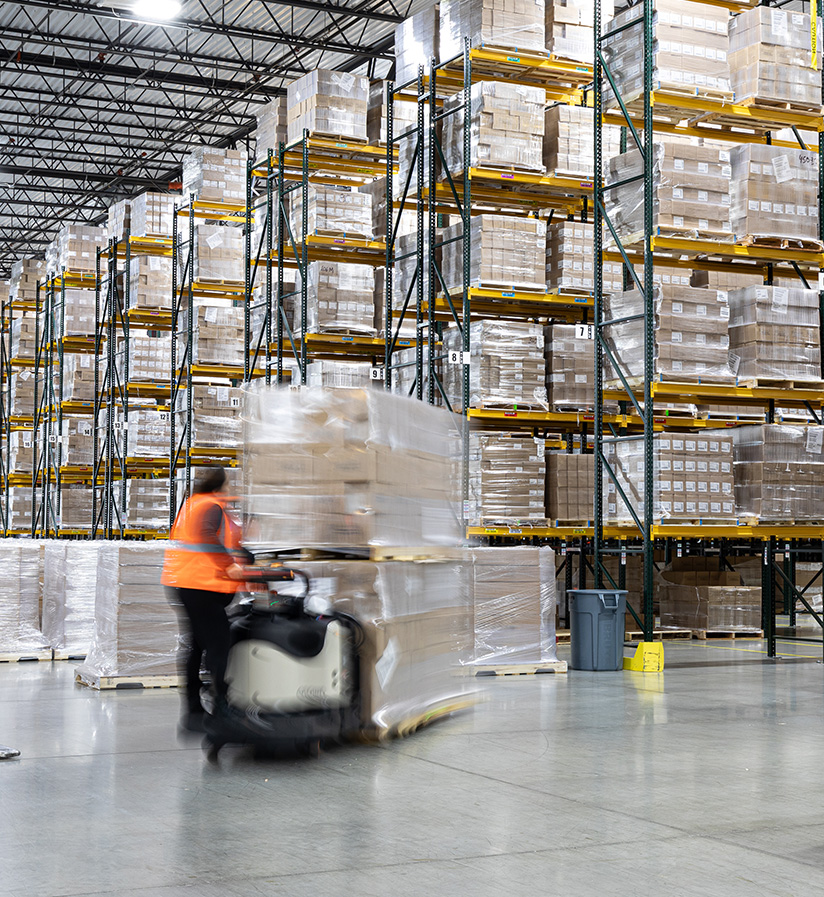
[593, 0, 824, 656]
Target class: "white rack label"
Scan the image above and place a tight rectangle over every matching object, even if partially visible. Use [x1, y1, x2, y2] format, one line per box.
[575, 324, 594, 340]
[448, 350, 471, 365]
[370, 367, 385, 381]
[230, 396, 241, 408]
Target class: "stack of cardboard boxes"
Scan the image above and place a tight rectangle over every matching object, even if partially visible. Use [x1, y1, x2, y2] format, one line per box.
[545, 324, 598, 410]
[59, 485, 93, 530]
[121, 408, 170, 458]
[116, 334, 172, 383]
[287, 69, 369, 142]
[179, 385, 243, 450]
[306, 361, 374, 389]
[546, 220, 624, 295]
[367, 82, 417, 145]
[42, 542, 97, 658]
[546, 453, 594, 523]
[5, 490, 34, 531]
[185, 303, 245, 367]
[61, 355, 97, 402]
[468, 432, 546, 523]
[440, 0, 546, 57]
[182, 146, 247, 205]
[8, 431, 34, 473]
[107, 199, 130, 242]
[10, 314, 37, 360]
[302, 262, 376, 336]
[9, 371, 36, 418]
[0, 541, 49, 657]
[59, 417, 94, 467]
[125, 480, 170, 531]
[61, 289, 96, 337]
[254, 96, 288, 155]
[543, 105, 621, 178]
[546, 0, 613, 63]
[186, 224, 244, 282]
[130, 192, 175, 237]
[394, 4, 439, 85]
[291, 185, 372, 239]
[9, 259, 45, 304]
[128, 256, 173, 310]
[52, 225, 106, 273]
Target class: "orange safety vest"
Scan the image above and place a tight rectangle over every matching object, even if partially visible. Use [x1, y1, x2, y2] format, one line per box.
[161, 492, 242, 593]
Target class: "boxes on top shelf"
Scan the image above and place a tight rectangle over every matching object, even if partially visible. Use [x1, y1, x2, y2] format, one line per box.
[727, 285, 821, 383]
[441, 215, 547, 293]
[290, 185, 372, 240]
[730, 145, 820, 245]
[440, 0, 546, 57]
[546, 0, 614, 63]
[729, 7, 823, 109]
[468, 432, 547, 524]
[306, 361, 375, 390]
[182, 146, 247, 205]
[128, 255, 173, 310]
[442, 81, 546, 174]
[130, 192, 176, 237]
[546, 452, 594, 522]
[444, 320, 547, 411]
[605, 432, 735, 523]
[253, 96, 288, 157]
[367, 81, 417, 146]
[286, 69, 369, 143]
[394, 4, 439, 86]
[9, 259, 45, 304]
[107, 199, 131, 242]
[299, 261, 376, 337]
[734, 424, 824, 522]
[54, 225, 106, 274]
[603, 285, 734, 385]
[605, 141, 733, 246]
[600, 0, 731, 109]
[546, 219, 623, 296]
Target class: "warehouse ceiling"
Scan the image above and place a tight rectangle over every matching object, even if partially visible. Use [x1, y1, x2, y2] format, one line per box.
[0, 0, 427, 276]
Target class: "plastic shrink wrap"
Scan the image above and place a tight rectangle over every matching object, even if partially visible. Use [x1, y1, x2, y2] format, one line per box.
[444, 320, 547, 410]
[175, 384, 243, 449]
[60, 289, 96, 336]
[442, 215, 546, 293]
[76, 542, 181, 684]
[121, 408, 171, 458]
[602, 286, 733, 384]
[300, 261, 376, 336]
[734, 424, 824, 522]
[546, 453, 593, 522]
[389, 344, 443, 404]
[543, 104, 621, 178]
[59, 416, 94, 467]
[605, 142, 733, 246]
[54, 225, 106, 273]
[242, 385, 463, 550]
[306, 361, 375, 389]
[290, 185, 372, 240]
[544, 323, 596, 411]
[42, 542, 97, 657]
[600, 0, 731, 109]
[440, 0, 546, 57]
[546, 220, 623, 296]
[286, 69, 369, 143]
[107, 199, 130, 242]
[367, 82, 416, 146]
[0, 540, 49, 656]
[59, 485, 93, 530]
[10, 314, 37, 360]
[470, 547, 557, 665]
[182, 302, 245, 366]
[546, 0, 614, 63]
[182, 146, 247, 204]
[288, 557, 473, 732]
[376, 230, 430, 340]
[118, 333, 172, 382]
[126, 479, 170, 531]
[10, 259, 45, 303]
[129, 255, 172, 310]
[658, 558, 761, 631]
[9, 371, 36, 418]
[182, 224, 244, 282]
[394, 5, 439, 85]
[730, 145, 819, 243]
[443, 81, 546, 174]
[8, 430, 34, 473]
[254, 96, 287, 155]
[729, 8, 822, 108]
[61, 354, 97, 401]
[727, 286, 821, 381]
[130, 191, 176, 237]
[467, 432, 547, 523]
[604, 433, 734, 523]
[5, 488, 33, 531]
[360, 178, 417, 242]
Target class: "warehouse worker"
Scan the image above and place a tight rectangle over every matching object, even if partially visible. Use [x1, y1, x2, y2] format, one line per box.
[162, 467, 248, 733]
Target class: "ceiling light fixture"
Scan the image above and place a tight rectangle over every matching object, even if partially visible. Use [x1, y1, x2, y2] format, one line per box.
[132, 0, 182, 22]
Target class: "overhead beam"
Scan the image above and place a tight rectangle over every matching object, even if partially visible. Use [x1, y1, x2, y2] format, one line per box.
[0, 164, 166, 188]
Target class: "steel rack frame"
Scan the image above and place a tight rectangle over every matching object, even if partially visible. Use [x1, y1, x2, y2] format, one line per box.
[593, 0, 824, 657]
[0, 290, 10, 533]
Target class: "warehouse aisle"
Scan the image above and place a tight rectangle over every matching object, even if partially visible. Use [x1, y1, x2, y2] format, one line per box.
[2, 643, 823, 897]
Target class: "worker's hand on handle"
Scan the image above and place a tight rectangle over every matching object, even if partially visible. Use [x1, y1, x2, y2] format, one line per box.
[226, 563, 247, 582]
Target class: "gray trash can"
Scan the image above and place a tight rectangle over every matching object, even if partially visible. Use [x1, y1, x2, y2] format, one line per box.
[568, 589, 627, 671]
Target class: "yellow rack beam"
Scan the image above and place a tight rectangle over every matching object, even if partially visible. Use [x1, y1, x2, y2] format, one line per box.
[44, 271, 98, 291]
[604, 381, 824, 409]
[468, 523, 824, 541]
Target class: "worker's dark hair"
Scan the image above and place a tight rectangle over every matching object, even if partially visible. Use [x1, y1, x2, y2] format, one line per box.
[192, 466, 227, 495]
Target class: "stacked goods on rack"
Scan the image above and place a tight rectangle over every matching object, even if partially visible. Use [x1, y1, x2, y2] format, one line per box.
[131, 192, 175, 237]
[360, 178, 417, 242]
[604, 433, 734, 523]
[8, 430, 33, 473]
[253, 96, 287, 156]
[546, 220, 623, 295]
[183, 146, 247, 205]
[178, 385, 243, 450]
[367, 81, 417, 145]
[59, 417, 94, 467]
[300, 262, 376, 336]
[605, 141, 733, 244]
[286, 69, 369, 142]
[9, 259, 45, 304]
[658, 558, 761, 633]
[125, 479, 170, 531]
[5, 489, 33, 531]
[544, 105, 621, 177]
[600, 0, 731, 108]
[728, 7, 823, 108]
[443, 81, 546, 173]
[107, 199, 130, 242]
[444, 320, 547, 410]
[10, 313, 37, 360]
[470, 547, 557, 666]
[546, 453, 593, 523]
[186, 224, 244, 282]
[129, 256, 173, 310]
[62, 288, 96, 336]
[61, 355, 97, 401]
[0, 540, 49, 658]
[243, 385, 462, 550]
[9, 371, 36, 418]
[440, 0, 546, 57]
[59, 484, 93, 530]
[546, 0, 613, 63]
[394, 4, 439, 84]
[730, 145, 819, 245]
[727, 286, 821, 382]
[121, 408, 170, 458]
[390, 344, 443, 404]
[76, 543, 180, 686]
[602, 286, 734, 383]
[250, 268, 299, 341]
[306, 361, 375, 389]
[734, 425, 824, 522]
[42, 542, 96, 658]
[544, 324, 595, 411]
[467, 432, 546, 524]
[50, 225, 106, 273]
[118, 334, 172, 382]
[291, 185, 372, 239]
[377, 230, 428, 340]
[690, 269, 764, 292]
[442, 215, 546, 291]
[184, 303, 245, 367]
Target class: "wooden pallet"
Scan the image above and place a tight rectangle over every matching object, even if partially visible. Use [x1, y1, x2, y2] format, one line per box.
[472, 161, 549, 177]
[691, 630, 764, 640]
[736, 235, 824, 253]
[52, 651, 87, 662]
[736, 378, 824, 391]
[305, 228, 374, 241]
[625, 629, 692, 642]
[471, 280, 548, 294]
[75, 672, 182, 690]
[733, 96, 823, 115]
[0, 649, 53, 663]
[474, 660, 568, 676]
[654, 225, 735, 243]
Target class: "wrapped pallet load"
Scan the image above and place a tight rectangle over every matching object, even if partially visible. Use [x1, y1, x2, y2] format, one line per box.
[440, 0, 546, 57]
[286, 69, 369, 142]
[394, 4, 439, 85]
[467, 432, 547, 524]
[0, 540, 49, 660]
[182, 146, 247, 205]
[42, 542, 97, 659]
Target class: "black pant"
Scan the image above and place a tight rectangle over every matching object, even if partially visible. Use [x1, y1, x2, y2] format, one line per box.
[168, 587, 232, 714]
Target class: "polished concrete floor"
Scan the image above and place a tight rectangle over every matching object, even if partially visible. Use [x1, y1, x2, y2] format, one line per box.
[2, 639, 823, 897]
